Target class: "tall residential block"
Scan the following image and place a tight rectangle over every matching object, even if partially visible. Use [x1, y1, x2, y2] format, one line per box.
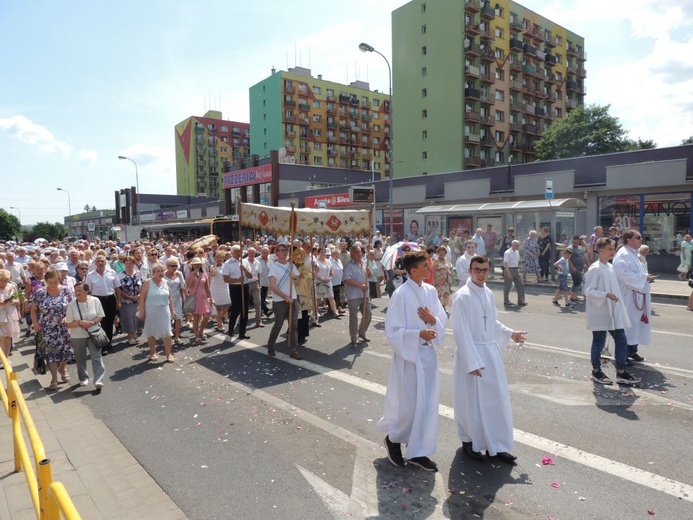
[175, 110, 250, 198]
[393, 0, 585, 177]
[250, 67, 391, 177]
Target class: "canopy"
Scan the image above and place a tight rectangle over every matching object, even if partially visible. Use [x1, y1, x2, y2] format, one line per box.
[239, 202, 371, 235]
[415, 198, 587, 215]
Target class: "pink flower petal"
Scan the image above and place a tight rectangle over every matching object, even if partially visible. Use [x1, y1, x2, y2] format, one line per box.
[542, 456, 555, 465]
[550, 482, 561, 488]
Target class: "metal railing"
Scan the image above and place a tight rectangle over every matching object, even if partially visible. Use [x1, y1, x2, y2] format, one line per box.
[0, 350, 81, 519]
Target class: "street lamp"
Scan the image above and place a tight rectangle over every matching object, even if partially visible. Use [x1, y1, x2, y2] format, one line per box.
[359, 42, 394, 240]
[118, 155, 140, 224]
[56, 187, 72, 216]
[9, 206, 21, 222]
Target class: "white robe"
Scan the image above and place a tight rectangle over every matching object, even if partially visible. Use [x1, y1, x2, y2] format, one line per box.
[612, 246, 651, 345]
[451, 280, 514, 456]
[455, 252, 474, 286]
[584, 260, 631, 331]
[378, 279, 447, 458]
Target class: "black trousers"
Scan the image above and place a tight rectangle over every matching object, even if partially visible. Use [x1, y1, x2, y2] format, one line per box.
[95, 294, 117, 348]
[228, 284, 249, 336]
[539, 253, 551, 279]
[260, 286, 270, 314]
[298, 310, 310, 342]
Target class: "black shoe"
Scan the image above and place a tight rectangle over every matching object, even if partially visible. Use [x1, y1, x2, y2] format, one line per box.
[627, 353, 645, 363]
[552, 300, 561, 307]
[504, 302, 513, 307]
[616, 371, 641, 385]
[590, 369, 613, 385]
[407, 456, 438, 472]
[518, 302, 528, 307]
[384, 436, 405, 467]
[462, 442, 485, 461]
[492, 452, 517, 464]
[102, 349, 109, 356]
[237, 334, 251, 340]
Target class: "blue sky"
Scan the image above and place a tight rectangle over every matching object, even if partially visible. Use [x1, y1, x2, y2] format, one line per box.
[1, 0, 691, 225]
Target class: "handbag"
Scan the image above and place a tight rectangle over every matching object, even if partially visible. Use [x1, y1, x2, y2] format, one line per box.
[184, 295, 196, 313]
[76, 300, 110, 348]
[34, 332, 47, 374]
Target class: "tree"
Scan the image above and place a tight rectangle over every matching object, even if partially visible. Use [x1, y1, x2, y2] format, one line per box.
[0, 209, 21, 240]
[682, 136, 693, 145]
[83, 204, 91, 212]
[29, 222, 67, 241]
[534, 104, 655, 161]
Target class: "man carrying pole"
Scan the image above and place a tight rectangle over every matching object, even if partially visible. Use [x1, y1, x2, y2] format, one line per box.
[265, 240, 301, 359]
[343, 244, 372, 347]
[223, 244, 251, 341]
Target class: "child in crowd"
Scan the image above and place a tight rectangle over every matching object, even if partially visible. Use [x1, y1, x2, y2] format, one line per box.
[552, 249, 573, 308]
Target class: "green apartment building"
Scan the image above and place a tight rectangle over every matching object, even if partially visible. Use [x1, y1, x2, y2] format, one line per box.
[249, 67, 391, 177]
[393, 0, 585, 177]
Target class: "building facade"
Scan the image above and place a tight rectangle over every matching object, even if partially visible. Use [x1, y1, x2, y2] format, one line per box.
[393, 0, 585, 177]
[175, 110, 251, 198]
[249, 67, 392, 177]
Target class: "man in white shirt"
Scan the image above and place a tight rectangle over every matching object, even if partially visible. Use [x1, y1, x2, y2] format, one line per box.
[472, 228, 487, 256]
[243, 247, 263, 328]
[222, 245, 252, 340]
[265, 244, 300, 358]
[85, 255, 121, 352]
[5, 252, 27, 287]
[503, 240, 526, 307]
[455, 240, 477, 287]
[258, 247, 273, 318]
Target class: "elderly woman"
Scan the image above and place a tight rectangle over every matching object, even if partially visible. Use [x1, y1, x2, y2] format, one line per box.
[164, 258, 186, 344]
[30, 269, 74, 391]
[523, 230, 541, 283]
[186, 257, 212, 345]
[432, 245, 453, 311]
[0, 269, 21, 361]
[210, 251, 231, 332]
[138, 263, 176, 362]
[117, 256, 143, 345]
[65, 282, 106, 388]
[74, 261, 90, 283]
[330, 248, 346, 314]
[314, 247, 339, 317]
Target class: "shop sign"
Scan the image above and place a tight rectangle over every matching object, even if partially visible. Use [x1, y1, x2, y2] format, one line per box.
[304, 193, 351, 208]
[223, 164, 272, 189]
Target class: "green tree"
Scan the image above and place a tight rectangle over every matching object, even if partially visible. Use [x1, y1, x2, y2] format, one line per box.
[0, 209, 21, 240]
[83, 204, 91, 212]
[30, 222, 67, 241]
[682, 136, 693, 145]
[535, 104, 653, 161]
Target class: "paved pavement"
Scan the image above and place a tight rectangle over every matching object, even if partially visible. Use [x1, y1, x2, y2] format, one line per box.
[0, 270, 688, 519]
[0, 337, 188, 520]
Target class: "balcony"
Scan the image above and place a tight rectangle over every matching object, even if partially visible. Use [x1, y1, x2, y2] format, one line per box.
[509, 79, 523, 92]
[327, 136, 338, 143]
[283, 114, 295, 123]
[535, 107, 546, 117]
[465, 64, 480, 79]
[480, 115, 496, 126]
[362, 114, 372, 122]
[362, 101, 371, 108]
[298, 103, 310, 111]
[327, 94, 336, 102]
[510, 122, 522, 133]
[361, 126, 371, 134]
[510, 20, 523, 33]
[479, 24, 494, 41]
[326, 106, 336, 115]
[566, 80, 580, 92]
[509, 38, 523, 52]
[522, 103, 536, 115]
[510, 60, 522, 72]
[284, 83, 295, 93]
[480, 135, 494, 147]
[480, 93, 495, 105]
[328, 149, 338, 156]
[545, 53, 557, 67]
[465, 155, 482, 167]
[524, 44, 537, 57]
[465, 0, 480, 13]
[465, 86, 481, 100]
[480, 4, 495, 20]
[523, 64, 539, 77]
[566, 99, 579, 109]
[480, 71, 495, 84]
[567, 45, 580, 58]
[340, 136, 351, 144]
[480, 47, 495, 62]
[464, 110, 481, 123]
[298, 117, 310, 126]
[327, 122, 338, 129]
[544, 34, 555, 48]
[522, 123, 539, 135]
[465, 42, 480, 57]
[465, 133, 481, 144]
[285, 145, 296, 153]
[465, 22, 480, 37]
[480, 157, 496, 167]
[544, 71, 556, 84]
[577, 67, 587, 78]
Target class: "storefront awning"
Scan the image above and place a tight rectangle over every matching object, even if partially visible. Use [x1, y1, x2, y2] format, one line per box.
[416, 198, 587, 215]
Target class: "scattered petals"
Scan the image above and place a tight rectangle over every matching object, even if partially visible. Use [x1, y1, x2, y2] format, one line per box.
[648, 511, 655, 515]
[505, 499, 514, 506]
[200, 465, 208, 469]
[542, 456, 555, 465]
[551, 482, 561, 488]
[578, 496, 586, 501]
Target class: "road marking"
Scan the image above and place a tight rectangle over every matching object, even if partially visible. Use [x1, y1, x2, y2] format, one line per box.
[219, 337, 693, 503]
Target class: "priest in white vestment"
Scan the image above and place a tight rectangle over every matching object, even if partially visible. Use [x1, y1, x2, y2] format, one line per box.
[451, 255, 526, 463]
[378, 250, 447, 472]
[455, 239, 477, 286]
[612, 229, 655, 362]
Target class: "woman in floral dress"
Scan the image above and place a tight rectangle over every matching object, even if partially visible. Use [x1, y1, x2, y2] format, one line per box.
[117, 257, 143, 345]
[30, 269, 74, 391]
[432, 246, 453, 311]
[523, 230, 541, 282]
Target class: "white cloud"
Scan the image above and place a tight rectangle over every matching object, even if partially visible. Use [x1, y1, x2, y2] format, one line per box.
[78, 149, 99, 164]
[117, 143, 176, 194]
[0, 115, 72, 155]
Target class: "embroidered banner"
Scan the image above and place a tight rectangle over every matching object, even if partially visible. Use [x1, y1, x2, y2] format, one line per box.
[239, 202, 371, 235]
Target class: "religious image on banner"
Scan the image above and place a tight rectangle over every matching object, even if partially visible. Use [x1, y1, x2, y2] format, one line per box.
[448, 217, 473, 243]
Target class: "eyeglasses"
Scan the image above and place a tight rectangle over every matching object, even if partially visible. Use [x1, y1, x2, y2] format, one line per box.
[471, 268, 491, 274]
[276, 248, 288, 252]
[78, 267, 87, 270]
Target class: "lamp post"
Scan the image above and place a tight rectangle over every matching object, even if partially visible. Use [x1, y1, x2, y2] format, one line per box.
[118, 155, 140, 224]
[9, 206, 21, 222]
[56, 188, 72, 216]
[359, 42, 394, 241]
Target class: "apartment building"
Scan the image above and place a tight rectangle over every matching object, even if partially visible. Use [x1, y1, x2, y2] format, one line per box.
[175, 110, 251, 198]
[249, 67, 391, 177]
[393, 0, 585, 177]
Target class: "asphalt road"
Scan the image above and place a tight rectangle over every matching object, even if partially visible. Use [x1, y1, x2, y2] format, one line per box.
[73, 288, 693, 519]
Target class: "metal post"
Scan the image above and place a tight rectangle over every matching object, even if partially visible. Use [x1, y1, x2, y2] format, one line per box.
[56, 188, 71, 217]
[118, 156, 140, 224]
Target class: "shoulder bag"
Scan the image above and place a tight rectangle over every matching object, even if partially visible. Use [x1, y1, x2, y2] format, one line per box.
[76, 300, 110, 348]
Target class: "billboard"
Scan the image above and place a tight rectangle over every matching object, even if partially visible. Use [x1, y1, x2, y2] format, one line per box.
[223, 164, 272, 189]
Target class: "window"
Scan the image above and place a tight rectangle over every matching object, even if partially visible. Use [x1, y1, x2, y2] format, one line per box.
[422, 46, 427, 56]
[495, 89, 504, 101]
[556, 53, 562, 64]
[495, 151, 505, 163]
[373, 137, 380, 145]
[313, 156, 323, 165]
[422, 151, 428, 160]
[313, 100, 321, 108]
[495, 110, 504, 122]
[495, 5, 504, 17]
[373, 99, 380, 107]
[313, 142, 322, 151]
[312, 114, 322, 123]
[422, 130, 428, 140]
[220, 125, 228, 132]
[298, 83, 308, 93]
[327, 88, 334, 96]
[495, 130, 504, 141]
[374, 124, 380, 132]
[221, 146, 228, 152]
[312, 128, 322, 137]
[422, 88, 427, 97]
[422, 67, 427, 77]
[421, 2, 426, 13]
[312, 85, 321, 94]
[555, 107, 563, 118]
[494, 48, 504, 59]
[421, 24, 427, 34]
[374, 162, 381, 171]
[495, 68, 504, 81]
[422, 109, 428, 119]
[495, 27, 504, 39]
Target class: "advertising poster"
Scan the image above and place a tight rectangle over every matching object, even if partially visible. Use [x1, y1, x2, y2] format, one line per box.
[447, 216, 473, 242]
[425, 215, 441, 244]
[403, 208, 422, 241]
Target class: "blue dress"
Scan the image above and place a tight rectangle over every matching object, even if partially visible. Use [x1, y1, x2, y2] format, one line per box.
[141, 280, 172, 339]
[32, 287, 74, 363]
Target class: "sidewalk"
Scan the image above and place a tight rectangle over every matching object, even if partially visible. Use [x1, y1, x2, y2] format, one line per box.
[0, 339, 188, 520]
